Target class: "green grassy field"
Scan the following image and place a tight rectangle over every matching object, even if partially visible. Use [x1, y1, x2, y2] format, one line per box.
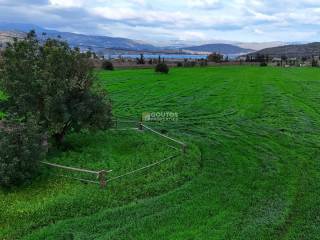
[1, 66, 320, 239]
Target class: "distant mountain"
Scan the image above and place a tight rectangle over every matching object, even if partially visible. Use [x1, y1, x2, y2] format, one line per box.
[0, 22, 159, 51]
[0, 22, 305, 56]
[181, 44, 254, 55]
[0, 31, 26, 48]
[42, 32, 159, 51]
[0, 22, 45, 33]
[247, 42, 320, 58]
[151, 39, 287, 51]
[233, 42, 287, 51]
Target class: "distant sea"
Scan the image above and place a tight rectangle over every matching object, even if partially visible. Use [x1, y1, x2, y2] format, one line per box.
[109, 53, 241, 60]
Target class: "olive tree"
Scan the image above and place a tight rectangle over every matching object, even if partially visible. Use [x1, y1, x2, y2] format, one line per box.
[0, 117, 46, 187]
[0, 31, 112, 146]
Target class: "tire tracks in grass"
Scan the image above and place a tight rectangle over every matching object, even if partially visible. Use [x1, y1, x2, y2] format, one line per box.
[24, 67, 320, 239]
[264, 77, 320, 239]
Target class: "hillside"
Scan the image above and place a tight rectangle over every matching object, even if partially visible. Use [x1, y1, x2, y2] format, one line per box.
[234, 41, 287, 51]
[2, 67, 320, 239]
[182, 43, 254, 54]
[0, 23, 158, 51]
[0, 23, 285, 54]
[0, 31, 25, 48]
[248, 42, 320, 58]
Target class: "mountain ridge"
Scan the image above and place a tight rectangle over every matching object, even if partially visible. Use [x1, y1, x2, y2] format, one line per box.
[0, 22, 159, 51]
[247, 42, 320, 58]
[181, 43, 254, 54]
[0, 22, 292, 55]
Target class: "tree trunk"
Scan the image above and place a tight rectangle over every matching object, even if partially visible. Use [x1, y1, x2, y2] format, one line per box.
[53, 132, 65, 147]
[53, 121, 71, 147]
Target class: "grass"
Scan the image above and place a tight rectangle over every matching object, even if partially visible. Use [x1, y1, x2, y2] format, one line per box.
[0, 130, 200, 239]
[2, 66, 320, 239]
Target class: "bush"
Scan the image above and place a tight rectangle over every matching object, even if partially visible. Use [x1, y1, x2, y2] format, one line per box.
[177, 62, 183, 67]
[155, 63, 169, 74]
[102, 60, 114, 71]
[184, 61, 196, 67]
[136, 54, 145, 64]
[199, 60, 208, 67]
[208, 53, 223, 63]
[260, 62, 268, 67]
[0, 118, 45, 188]
[312, 59, 319, 67]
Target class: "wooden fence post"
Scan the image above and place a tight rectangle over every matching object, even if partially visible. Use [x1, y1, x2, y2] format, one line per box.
[138, 115, 143, 131]
[98, 170, 107, 188]
[182, 144, 187, 154]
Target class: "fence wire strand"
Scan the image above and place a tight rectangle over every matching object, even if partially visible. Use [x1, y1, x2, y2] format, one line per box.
[108, 154, 179, 182]
[41, 118, 186, 187]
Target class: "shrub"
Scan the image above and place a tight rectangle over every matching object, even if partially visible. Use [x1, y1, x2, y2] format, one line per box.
[155, 63, 169, 74]
[260, 62, 268, 67]
[0, 118, 45, 188]
[136, 54, 145, 64]
[208, 53, 223, 63]
[184, 61, 196, 67]
[312, 59, 319, 67]
[199, 60, 208, 67]
[102, 60, 114, 70]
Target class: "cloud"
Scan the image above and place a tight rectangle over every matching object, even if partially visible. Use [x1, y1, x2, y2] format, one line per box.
[49, 0, 85, 7]
[186, 0, 222, 9]
[0, 0, 319, 43]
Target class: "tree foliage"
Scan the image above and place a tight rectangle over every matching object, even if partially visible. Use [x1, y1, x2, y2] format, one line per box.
[208, 52, 223, 63]
[312, 59, 319, 67]
[0, 31, 112, 145]
[136, 54, 145, 64]
[102, 60, 114, 70]
[155, 63, 169, 74]
[0, 117, 46, 188]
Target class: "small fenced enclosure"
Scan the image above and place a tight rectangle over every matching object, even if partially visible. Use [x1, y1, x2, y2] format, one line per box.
[41, 117, 188, 188]
[41, 161, 112, 187]
[111, 118, 140, 131]
[140, 123, 187, 153]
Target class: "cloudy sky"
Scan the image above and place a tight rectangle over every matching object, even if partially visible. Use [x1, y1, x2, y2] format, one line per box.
[0, 0, 320, 43]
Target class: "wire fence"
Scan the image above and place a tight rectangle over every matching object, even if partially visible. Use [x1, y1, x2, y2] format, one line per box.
[41, 161, 112, 188]
[107, 154, 179, 182]
[41, 117, 187, 188]
[111, 118, 139, 131]
[140, 123, 187, 153]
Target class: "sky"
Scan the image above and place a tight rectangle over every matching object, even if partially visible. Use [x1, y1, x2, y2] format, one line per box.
[0, 0, 320, 43]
